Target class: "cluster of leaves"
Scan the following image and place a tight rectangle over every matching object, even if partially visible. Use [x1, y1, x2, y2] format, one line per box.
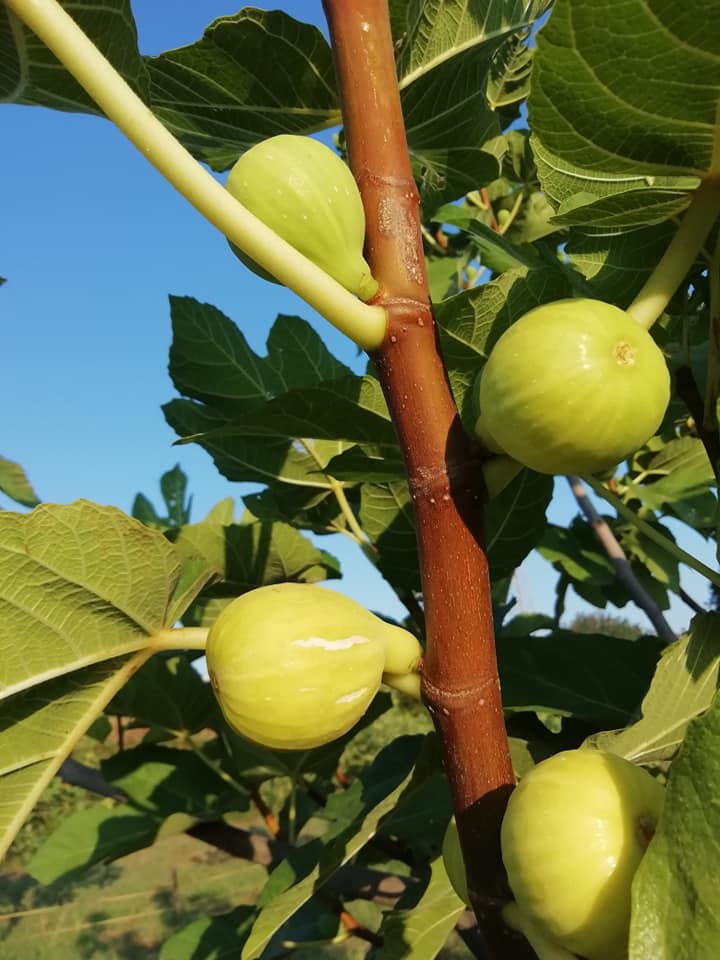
[1, 0, 720, 958]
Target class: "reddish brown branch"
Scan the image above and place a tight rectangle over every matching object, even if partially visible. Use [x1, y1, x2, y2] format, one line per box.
[323, 2, 520, 956]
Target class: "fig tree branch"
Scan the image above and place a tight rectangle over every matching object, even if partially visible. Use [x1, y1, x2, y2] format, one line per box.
[322, 2, 522, 957]
[567, 476, 677, 645]
[679, 587, 705, 615]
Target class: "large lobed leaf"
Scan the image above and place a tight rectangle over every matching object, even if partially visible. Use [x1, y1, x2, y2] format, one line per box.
[390, 0, 551, 207]
[592, 613, 720, 765]
[529, 0, 719, 227]
[0, 501, 213, 702]
[164, 299, 395, 493]
[1, 0, 543, 208]
[147, 9, 340, 169]
[0, 501, 215, 860]
[630, 691, 720, 959]
[498, 630, 661, 728]
[0, 0, 148, 111]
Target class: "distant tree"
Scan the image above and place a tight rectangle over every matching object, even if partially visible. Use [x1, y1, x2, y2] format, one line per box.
[569, 613, 643, 641]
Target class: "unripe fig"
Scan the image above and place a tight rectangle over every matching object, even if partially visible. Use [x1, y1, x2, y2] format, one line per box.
[441, 817, 469, 905]
[476, 299, 670, 475]
[206, 583, 422, 750]
[226, 135, 378, 300]
[500, 749, 664, 960]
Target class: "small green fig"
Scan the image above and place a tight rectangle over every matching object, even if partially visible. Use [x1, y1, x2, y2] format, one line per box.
[226, 135, 378, 300]
[476, 299, 670, 475]
[500, 749, 664, 960]
[441, 817, 469, 905]
[206, 583, 422, 750]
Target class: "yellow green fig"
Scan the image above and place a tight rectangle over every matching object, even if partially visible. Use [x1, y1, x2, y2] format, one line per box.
[500, 749, 664, 960]
[476, 299, 670, 475]
[226, 135, 378, 300]
[206, 583, 422, 750]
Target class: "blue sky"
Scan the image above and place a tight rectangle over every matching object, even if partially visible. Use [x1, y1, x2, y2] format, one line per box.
[1, 1, 712, 633]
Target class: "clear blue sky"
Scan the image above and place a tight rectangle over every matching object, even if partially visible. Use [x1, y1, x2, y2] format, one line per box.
[1, 1, 711, 633]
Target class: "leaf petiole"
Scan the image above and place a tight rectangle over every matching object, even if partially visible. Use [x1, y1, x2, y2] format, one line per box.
[583, 476, 720, 589]
[627, 109, 720, 331]
[151, 627, 209, 652]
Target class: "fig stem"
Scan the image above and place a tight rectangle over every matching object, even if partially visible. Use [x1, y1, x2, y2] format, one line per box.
[326, 475, 378, 564]
[497, 192, 524, 237]
[5, 0, 387, 351]
[152, 627, 209, 652]
[627, 178, 720, 330]
[583, 476, 720, 589]
[382, 671, 423, 701]
[299, 438, 380, 565]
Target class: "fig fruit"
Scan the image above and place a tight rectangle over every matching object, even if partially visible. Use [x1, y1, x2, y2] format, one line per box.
[441, 817, 469, 905]
[226, 135, 378, 300]
[476, 299, 670, 475]
[500, 749, 664, 960]
[206, 582, 422, 750]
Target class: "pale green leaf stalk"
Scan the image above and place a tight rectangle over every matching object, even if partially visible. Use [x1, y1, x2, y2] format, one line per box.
[382, 670, 422, 700]
[627, 180, 720, 330]
[584, 476, 720, 589]
[0, 650, 153, 862]
[151, 627, 209, 652]
[628, 109, 720, 330]
[5, 0, 387, 351]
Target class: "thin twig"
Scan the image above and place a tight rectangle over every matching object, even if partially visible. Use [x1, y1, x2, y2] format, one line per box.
[679, 587, 706, 615]
[57, 758, 127, 800]
[568, 476, 677, 645]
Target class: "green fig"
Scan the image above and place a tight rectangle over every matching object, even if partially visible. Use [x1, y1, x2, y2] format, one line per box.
[206, 583, 422, 750]
[226, 135, 378, 300]
[476, 299, 670, 475]
[500, 749, 664, 960]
